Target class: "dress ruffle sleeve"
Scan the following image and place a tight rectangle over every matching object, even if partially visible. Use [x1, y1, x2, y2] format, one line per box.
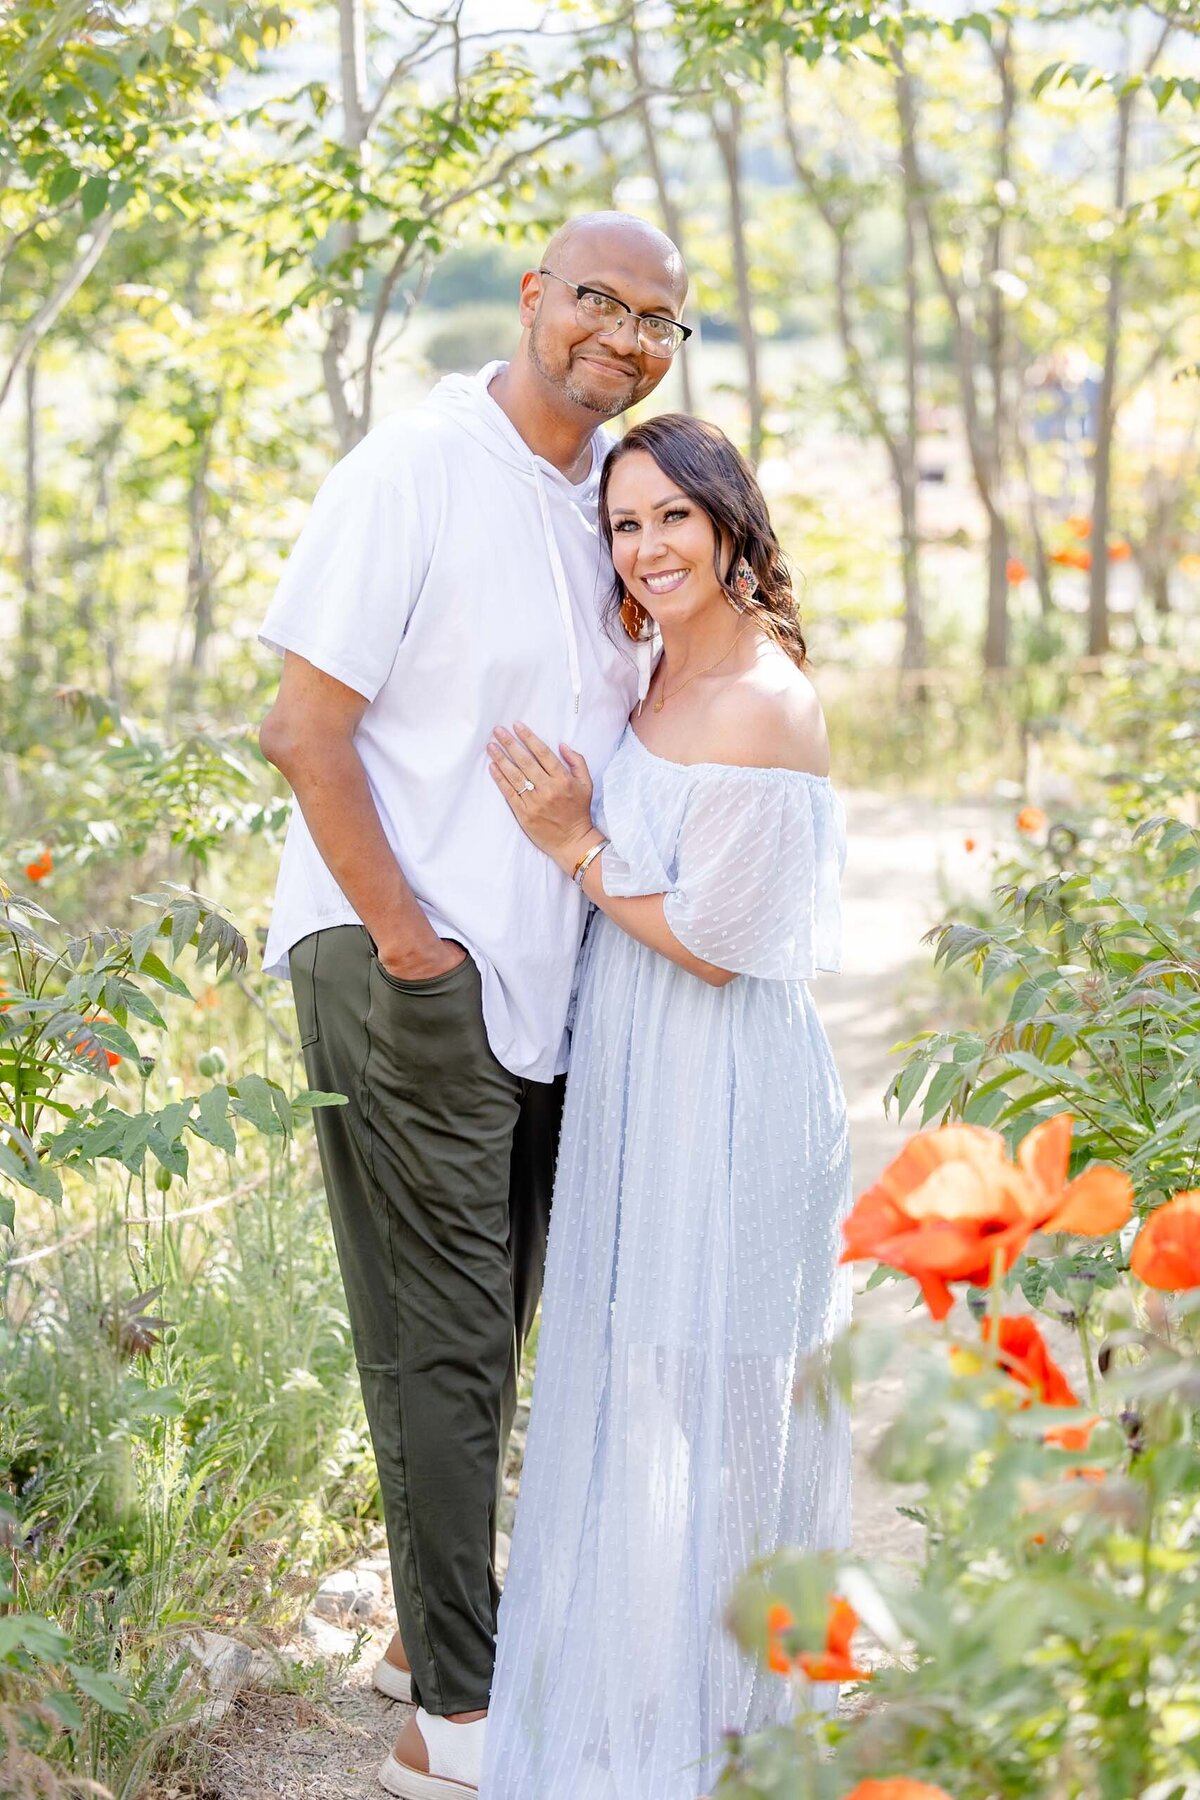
[598, 742, 845, 981]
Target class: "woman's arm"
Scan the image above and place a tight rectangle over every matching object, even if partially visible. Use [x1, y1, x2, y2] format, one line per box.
[573, 827, 735, 988]
[487, 725, 735, 989]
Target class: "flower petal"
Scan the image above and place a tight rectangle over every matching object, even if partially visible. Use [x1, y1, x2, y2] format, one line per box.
[1017, 1113, 1072, 1201]
[1042, 1165, 1134, 1236]
[1130, 1192, 1200, 1291]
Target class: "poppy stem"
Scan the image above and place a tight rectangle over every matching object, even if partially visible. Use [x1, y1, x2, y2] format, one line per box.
[1076, 1313, 1101, 1412]
[986, 1246, 1005, 1366]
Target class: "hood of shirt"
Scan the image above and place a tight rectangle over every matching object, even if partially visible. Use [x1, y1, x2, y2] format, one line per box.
[424, 361, 652, 707]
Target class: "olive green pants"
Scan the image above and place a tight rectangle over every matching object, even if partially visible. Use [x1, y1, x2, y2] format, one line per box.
[289, 925, 562, 1715]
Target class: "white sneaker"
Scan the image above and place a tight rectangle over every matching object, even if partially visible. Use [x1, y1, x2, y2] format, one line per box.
[372, 1650, 414, 1704]
[377, 1707, 485, 1797]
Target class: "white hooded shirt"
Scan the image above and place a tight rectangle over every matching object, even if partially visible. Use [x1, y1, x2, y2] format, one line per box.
[260, 362, 644, 1081]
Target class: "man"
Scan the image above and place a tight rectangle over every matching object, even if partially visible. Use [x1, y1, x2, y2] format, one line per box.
[258, 212, 688, 1799]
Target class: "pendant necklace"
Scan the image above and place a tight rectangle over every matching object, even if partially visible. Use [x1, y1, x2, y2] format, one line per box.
[652, 618, 755, 712]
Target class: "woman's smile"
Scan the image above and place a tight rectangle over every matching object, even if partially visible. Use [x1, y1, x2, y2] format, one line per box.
[640, 568, 690, 595]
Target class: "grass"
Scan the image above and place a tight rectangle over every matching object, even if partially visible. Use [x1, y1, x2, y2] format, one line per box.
[1, 974, 381, 1797]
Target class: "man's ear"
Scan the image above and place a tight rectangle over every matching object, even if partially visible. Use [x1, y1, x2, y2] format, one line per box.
[517, 270, 543, 330]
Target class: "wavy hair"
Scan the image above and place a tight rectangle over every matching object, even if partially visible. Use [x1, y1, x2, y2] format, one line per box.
[598, 413, 807, 667]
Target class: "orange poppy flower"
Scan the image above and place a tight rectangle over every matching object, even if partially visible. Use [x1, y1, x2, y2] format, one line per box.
[1049, 546, 1092, 571]
[1005, 558, 1028, 584]
[105, 1050, 121, 1068]
[982, 1315, 1094, 1450]
[841, 1783, 956, 1800]
[841, 1115, 1132, 1320]
[1106, 539, 1131, 563]
[1066, 514, 1092, 539]
[797, 1595, 872, 1683]
[1130, 1192, 1200, 1291]
[963, 836, 977, 853]
[25, 850, 53, 883]
[765, 1601, 796, 1676]
[1016, 805, 1047, 834]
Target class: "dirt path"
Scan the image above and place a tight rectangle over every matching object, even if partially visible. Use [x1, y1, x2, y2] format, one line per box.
[198, 790, 986, 1799]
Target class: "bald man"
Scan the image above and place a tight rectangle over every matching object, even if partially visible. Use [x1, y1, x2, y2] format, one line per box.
[259, 214, 689, 1797]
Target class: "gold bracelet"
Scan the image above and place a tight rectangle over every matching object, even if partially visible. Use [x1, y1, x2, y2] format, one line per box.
[572, 838, 609, 886]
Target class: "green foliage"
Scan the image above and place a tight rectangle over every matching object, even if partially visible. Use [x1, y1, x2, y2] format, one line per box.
[722, 1295, 1200, 1797]
[2, 1155, 377, 1796]
[0, 0, 291, 338]
[892, 835, 1200, 1194]
[0, 1558, 128, 1800]
[36, 691, 288, 877]
[0, 876, 342, 1230]
[719, 1156, 1200, 1795]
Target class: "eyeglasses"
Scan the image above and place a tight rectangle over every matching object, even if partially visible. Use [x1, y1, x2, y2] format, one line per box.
[538, 268, 692, 360]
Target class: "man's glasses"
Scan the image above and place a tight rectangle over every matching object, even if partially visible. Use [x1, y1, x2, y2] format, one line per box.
[538, 269, 692, 360]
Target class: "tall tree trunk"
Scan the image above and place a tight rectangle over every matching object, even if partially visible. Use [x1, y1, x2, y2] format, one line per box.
[187, 426, 216, 675]
[982, 25, 1015, 671]
[896, 65, 925, 669]
[782, 56, 927, 666]
[18, 354, 39, 684]
[897, 41, 1012, 668]
[324, 0, 369, 453]
[1087, 89, 1133, 657]
[628, 17, 695, 416]
[1088, 19, 1171, 654]
[1015, 424, 1054, 617]
[712, 97, 763, 463]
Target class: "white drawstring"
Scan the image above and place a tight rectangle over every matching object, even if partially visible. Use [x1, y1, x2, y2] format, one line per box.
[634, 633, 655, 711]
[531, 459, 583, 715]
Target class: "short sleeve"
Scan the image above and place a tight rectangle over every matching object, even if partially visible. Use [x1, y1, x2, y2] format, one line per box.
[259, 444, 429, 703]
[660, 770, 844, 979]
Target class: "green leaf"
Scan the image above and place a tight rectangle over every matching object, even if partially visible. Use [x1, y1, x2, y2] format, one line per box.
[135, 948, 192, 997]
[229, 1072, 284, 1136]
[43, 1688, 84, 1730]
[921, 1060, 964, 1124]
[0, 1613, 72, 1661]
[192, 1083, 236, 1153]
[48, 165, 82, 205]
[894, 1058, 927, 1119]
[146, 1126, 189, 1179]
[289, 1088, 349, 1111]
[80, 173, 110, 222]
[168, 900, 202, 961]
[267, 1078, 292, 1136]
[68, 1662, 130, 1715]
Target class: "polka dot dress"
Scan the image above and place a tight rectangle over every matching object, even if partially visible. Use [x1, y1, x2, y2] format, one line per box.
[481, 726, 853, 1800]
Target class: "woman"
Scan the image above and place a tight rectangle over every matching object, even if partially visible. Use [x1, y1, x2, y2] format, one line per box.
[481, 415, 851, 1800]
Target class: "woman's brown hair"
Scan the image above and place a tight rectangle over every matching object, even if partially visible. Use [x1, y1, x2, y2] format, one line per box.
[598, 413, 807, 667]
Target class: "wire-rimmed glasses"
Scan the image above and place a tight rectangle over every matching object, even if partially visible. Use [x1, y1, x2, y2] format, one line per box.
[538, 268, 691, 360]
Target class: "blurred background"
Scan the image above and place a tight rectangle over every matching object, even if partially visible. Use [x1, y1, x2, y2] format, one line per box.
[2, 8, 1199, 1794]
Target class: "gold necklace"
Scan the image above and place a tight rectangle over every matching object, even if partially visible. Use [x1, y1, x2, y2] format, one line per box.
[651, 619, 755, 712]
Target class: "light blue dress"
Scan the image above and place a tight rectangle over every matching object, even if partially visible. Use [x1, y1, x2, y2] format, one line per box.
[481, 725, 852, 1800]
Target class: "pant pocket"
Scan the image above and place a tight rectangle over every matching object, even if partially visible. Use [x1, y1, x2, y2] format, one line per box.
[290, 933, 321, 1047]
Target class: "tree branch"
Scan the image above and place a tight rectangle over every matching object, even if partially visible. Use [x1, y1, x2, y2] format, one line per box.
[0, 213, 116, 418]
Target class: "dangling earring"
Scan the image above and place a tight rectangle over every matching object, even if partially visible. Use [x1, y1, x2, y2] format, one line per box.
[620, 591, 651, 640]
[732, 557, 759, 606]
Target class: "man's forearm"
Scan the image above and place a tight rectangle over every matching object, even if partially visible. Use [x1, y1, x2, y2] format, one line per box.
[284, 736, 442, 969]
